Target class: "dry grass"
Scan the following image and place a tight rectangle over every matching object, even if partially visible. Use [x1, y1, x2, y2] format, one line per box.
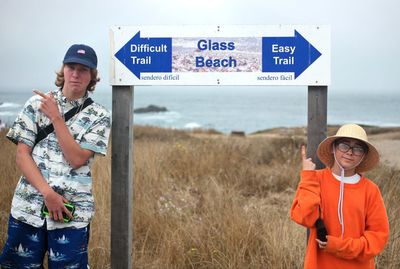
[1, 126, 399, 268]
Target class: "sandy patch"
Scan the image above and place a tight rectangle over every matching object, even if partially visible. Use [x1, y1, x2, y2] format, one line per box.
[370, 138, 400, 169]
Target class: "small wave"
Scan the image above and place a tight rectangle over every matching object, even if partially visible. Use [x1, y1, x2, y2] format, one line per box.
[0, 111, 16, 116]
[134, 111, 181, 121]
[184, 122, 202, 129]
[0, 102, 21, 108]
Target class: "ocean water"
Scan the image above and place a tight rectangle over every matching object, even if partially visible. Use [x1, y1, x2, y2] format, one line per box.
[1, 86, 399, 134]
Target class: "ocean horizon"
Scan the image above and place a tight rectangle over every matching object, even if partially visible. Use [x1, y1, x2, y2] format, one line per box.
[1, 86, 399, 134]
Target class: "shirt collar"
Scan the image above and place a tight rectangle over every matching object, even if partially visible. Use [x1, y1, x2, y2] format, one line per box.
[332, 172, 361, 184]
[55, 88, 88, 107]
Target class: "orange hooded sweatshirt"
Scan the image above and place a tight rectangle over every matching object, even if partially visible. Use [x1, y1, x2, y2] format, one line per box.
[291, 168, 389, 269]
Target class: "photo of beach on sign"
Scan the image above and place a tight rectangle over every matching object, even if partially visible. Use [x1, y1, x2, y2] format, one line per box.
[172, 37, 262, 72]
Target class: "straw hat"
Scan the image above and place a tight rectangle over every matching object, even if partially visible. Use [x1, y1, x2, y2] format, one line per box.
[317, 124, 380, 173]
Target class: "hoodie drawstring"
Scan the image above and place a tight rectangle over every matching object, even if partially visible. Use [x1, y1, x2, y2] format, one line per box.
[332, 143, 365, 238]
[333, 146, 345, 237]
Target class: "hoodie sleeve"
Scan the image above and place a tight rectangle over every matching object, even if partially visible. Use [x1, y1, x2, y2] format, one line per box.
[290, 170, 321, 228]
[324, 184, 389, 261]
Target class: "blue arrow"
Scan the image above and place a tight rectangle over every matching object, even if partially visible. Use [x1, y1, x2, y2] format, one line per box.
[115, 31, 172, 79]
[262, 30, 321, 78]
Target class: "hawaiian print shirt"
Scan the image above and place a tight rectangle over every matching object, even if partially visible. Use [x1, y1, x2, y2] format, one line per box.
[6, 89, 111, 230]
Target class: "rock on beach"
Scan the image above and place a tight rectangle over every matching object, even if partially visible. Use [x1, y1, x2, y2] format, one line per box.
[134, 105, 168, 114]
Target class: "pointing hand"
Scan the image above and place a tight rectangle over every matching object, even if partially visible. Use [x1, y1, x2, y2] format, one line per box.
[33, 89, 62, 122]
[301, 145, 316, 170]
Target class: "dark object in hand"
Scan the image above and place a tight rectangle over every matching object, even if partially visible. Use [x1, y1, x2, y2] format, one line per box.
[315, 218, 328, 242]
[41, 203, 75, 223]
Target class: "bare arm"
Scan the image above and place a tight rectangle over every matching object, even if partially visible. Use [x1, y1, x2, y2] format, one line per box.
[16, 143, 73, 222]
[33, 90, 93, 169]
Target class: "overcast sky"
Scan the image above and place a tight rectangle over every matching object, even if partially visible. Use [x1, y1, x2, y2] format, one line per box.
[1, 0, 399, 92]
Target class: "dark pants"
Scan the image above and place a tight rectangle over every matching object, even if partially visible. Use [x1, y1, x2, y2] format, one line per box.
[0, 215, 90, 269]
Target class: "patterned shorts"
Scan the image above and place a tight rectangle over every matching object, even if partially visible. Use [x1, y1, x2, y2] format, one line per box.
[0, 215, 90, 269]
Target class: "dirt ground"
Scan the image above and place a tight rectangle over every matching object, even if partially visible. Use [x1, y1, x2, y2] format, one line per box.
[370, 131, 400, 169]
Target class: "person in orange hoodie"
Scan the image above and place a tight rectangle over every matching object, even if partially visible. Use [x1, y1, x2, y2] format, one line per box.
[291, 124, 389, 269]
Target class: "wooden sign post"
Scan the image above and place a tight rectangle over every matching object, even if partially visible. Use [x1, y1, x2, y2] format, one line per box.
[307, 85, 328, 168]
[111, 86, 134, 268]
[306, 85, 327, 242]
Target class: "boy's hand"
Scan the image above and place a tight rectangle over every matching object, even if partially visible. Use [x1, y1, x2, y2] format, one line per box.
[33, 89, 62, 123]
[301, 145, 316, 170]
[43, 190, 74, 222]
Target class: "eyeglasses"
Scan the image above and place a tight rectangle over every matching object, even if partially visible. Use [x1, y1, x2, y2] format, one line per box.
[336, 142, 366, 156]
